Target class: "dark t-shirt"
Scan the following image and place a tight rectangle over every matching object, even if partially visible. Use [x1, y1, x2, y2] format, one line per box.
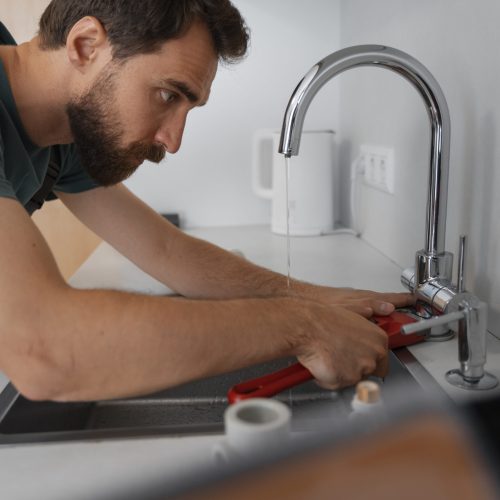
[0, 22, 97, 209]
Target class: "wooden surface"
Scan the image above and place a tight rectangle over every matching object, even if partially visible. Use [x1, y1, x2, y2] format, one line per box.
[32, 200, 101, 280]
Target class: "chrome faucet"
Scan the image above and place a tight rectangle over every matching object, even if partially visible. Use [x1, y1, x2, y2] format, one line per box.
[279, 45, 498, 390]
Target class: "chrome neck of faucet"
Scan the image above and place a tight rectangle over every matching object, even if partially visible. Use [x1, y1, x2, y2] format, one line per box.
[279, 44, 451, 262]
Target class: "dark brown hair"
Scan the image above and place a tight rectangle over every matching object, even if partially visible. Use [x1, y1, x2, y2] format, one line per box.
[38, 0, 249, 63]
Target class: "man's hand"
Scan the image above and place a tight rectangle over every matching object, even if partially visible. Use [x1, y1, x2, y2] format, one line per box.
[285, 298, 391, 390]
[282, 284, 414, 389]
[290, 282, 415, 318]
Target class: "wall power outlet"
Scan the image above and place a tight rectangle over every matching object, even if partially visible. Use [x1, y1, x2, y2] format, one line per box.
[360, 145, 395, 194]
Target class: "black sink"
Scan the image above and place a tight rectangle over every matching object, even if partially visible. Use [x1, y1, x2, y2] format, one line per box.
[0, 351, 425, 446]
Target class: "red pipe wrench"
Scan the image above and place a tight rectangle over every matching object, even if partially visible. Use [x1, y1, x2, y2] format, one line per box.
[228, 311, 423, 404]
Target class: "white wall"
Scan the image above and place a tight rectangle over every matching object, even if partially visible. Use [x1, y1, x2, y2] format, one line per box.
[338, 0, 500, 334]
[2, 0, 48, 42]
[125, 0, 341, 228]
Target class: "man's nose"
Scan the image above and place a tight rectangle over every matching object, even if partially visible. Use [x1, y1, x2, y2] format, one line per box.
[154, 113, 187, 154]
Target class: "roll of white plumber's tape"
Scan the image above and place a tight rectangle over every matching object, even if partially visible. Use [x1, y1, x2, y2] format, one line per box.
[213, 398, 292, 464]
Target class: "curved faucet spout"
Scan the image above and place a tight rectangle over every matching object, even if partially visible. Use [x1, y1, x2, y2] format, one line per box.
[278, 44, 450, 260]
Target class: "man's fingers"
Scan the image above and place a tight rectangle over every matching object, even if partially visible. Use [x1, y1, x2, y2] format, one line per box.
[369, 301, 395, 316]
[376, 292, 416, 308]
[343, 291, 415, 309]
[339, 300, 395, 317]
[372, 350, 389, 378]
[342, 304, 373, 317]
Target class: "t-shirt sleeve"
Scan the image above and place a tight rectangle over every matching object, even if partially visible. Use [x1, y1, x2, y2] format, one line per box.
[54, 145, 99, 194]
[0, 130, 17, 200]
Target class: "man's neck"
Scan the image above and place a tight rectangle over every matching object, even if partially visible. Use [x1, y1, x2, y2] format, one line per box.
[0, 38, 74, 148]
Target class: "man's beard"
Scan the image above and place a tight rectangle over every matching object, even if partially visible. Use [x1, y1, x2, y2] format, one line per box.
[66, 66, 166, 187]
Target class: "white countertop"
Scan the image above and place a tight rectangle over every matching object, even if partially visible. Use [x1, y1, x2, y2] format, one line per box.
[0, 225, 499, 500]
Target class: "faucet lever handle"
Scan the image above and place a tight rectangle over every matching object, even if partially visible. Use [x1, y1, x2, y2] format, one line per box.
[400, 311, 464, 336]
[457, 235, 466, 293]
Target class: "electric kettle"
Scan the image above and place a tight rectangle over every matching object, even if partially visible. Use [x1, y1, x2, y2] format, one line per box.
[252, 129, 335, 236]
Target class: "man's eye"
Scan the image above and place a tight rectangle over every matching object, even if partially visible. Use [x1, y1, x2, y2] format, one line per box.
[160, 90, 176, 103]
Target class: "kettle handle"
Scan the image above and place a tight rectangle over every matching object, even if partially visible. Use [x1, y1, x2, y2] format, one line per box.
[251, 129, 276, 200]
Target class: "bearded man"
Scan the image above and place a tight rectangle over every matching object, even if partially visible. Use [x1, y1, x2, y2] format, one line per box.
[0, 0, 412, 402]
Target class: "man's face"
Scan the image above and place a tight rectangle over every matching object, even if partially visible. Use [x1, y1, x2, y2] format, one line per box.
[66, 21, 218, 187]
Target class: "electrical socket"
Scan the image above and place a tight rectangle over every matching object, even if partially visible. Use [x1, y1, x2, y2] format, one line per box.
[360, 145, 395, 194]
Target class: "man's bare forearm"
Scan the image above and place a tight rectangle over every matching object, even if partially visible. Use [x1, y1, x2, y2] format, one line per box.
[157, 231, 295, 300]
[59, 185, 407, 308]
[58, 186, 295, 301]
[155, 230, 415, 312]
[6, 286, 303, 402]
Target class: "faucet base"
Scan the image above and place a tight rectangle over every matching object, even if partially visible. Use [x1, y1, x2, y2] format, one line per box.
[445, 369, 499, 391]
[425, 328, 455, 342]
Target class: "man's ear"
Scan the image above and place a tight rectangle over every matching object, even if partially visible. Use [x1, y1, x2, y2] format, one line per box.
[66, 16, 112, 73]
